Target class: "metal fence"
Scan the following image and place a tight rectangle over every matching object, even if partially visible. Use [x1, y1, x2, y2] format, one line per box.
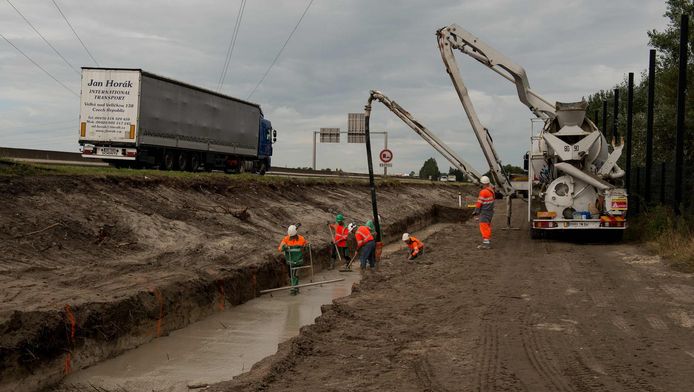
[629, 161, 694, 220]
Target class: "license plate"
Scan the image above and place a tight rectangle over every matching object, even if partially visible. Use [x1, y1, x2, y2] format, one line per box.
[99, 147, 120, 156]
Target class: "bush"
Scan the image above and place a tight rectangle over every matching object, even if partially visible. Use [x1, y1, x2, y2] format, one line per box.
[627, 205, 694, 272]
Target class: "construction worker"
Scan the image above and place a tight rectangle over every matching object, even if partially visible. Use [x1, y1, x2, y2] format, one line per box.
[355, 220, 376, 271]
[402, 233, 424, 260]
[278, 224, 307, 295]
[328, 214, 350, 268]
[472, 175, 495, 249]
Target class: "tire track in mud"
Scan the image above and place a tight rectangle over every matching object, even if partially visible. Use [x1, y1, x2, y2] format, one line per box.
[414, 355, 450, 392]
[475, 323, 500, 392]
[520, 312, 575, 392]
[472, 294, 503, 392]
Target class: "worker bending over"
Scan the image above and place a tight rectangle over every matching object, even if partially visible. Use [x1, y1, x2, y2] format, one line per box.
[278, 225, 308, 295]
[329, 214, 350, 268]
[402, 233, 424, 260]
[472, 176, 495, 249]
[355, 220, 376, 272]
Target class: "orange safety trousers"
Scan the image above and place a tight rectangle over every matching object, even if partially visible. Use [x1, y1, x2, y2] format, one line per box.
[479, 222, 492, 240]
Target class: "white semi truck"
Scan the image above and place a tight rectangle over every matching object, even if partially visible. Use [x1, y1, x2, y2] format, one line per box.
[78, 68, 275, 173]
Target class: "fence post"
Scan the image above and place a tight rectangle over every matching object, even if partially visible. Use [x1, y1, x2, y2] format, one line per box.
[626, 72, 634, 194]
[660, 162, 667, 204]
[602, 100, 608, 138]
[635, 166, 641, 215]
[674, 14, 689, 216]
[645, 49, 656, 205]
[612, 88, 620, 140]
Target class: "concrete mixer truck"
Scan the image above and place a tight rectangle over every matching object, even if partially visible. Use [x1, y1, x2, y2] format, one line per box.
[436, 24, 628, 238]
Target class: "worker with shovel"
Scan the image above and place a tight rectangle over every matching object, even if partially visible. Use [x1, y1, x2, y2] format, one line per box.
[355, 220, 376, 272]
[473, 175, 495, 249]
[328, 214, 350, 270]
[278, 224, 308, 295]
[402, 233, 424, 260]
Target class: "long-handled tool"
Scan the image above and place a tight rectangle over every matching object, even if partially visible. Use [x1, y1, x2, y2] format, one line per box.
[259, 278, 345, 294]
[339, 251, 358, 272]
[327, 223, 341, 269]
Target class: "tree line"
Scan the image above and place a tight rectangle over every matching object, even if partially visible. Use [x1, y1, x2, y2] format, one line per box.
[586, 0, 693, 167]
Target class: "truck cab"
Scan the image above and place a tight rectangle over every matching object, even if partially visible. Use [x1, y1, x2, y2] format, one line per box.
[256, 118, 274, 174]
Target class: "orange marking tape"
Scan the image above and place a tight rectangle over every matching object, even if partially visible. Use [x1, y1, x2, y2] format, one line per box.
[64, 352, 72, 375]
[64, 304, 76, 343]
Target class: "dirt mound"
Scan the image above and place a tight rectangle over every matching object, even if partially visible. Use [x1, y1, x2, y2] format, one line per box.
[0, 173, 471, 391]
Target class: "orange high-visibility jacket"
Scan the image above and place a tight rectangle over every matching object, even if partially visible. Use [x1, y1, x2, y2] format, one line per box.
[406, 235, 424, 256]
[474, 186, 495, 223]
[278, 235, 307, 252]
[330, 223, 349, 247]
[355, 226, 374, 248]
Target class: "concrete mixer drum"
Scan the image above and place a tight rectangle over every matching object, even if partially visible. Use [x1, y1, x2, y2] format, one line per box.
[545, 175, 598, 219]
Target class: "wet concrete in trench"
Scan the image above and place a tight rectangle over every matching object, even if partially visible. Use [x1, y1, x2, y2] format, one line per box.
[61, 270, 360, 391]
[61, 224, 449, 391]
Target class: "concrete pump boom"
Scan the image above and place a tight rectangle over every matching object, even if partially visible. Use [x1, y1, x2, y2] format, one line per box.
[366, 90, 483, 185]
[436, 24, 560, 197]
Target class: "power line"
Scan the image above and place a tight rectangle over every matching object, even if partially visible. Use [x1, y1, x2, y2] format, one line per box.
[247, 0, 315, 99]
[5, 0, 80, 75]
[0, 32, 79, 97]
[51, 0, 99, 66]
[217, 0, 247, 92]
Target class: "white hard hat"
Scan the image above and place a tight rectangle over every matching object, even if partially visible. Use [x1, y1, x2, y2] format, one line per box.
[402, 233, 410, 242]
[287, 225, 298, 236]
[347, 223, 356, 232]
[480, 175, 490, 185]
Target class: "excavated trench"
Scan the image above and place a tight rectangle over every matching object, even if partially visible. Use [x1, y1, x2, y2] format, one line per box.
[54, 206, 467, 391]
[55, 205, 467, 391]
[1, 190, 468, 392]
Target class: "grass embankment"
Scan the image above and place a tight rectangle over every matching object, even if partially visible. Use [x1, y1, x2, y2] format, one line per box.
[627, 205, 694, 273]
[0, 158, 468, 189]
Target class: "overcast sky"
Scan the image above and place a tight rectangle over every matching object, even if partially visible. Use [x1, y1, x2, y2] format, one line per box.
[0, 0, 668, 174]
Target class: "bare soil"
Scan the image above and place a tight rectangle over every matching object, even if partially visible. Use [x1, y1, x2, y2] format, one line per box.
[211, 202, 694, 392]
[0, 174, 470, 391]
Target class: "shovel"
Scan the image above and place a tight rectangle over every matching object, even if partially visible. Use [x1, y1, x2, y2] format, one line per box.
[339, 251, 358, 272]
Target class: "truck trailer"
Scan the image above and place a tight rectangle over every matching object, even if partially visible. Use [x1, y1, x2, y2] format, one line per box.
[78, 68, 275, 173]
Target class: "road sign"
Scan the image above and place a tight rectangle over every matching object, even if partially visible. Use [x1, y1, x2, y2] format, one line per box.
[347, 113, 365, 143]
[379, 148, 393, 163]
[320, 128, 340, 143]
[379, 163, 392, 167]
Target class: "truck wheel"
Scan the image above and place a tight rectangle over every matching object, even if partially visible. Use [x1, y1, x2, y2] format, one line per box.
[176, 152, 188, 171]
[258, 161, 268, 175]
[189, 154, 200, 172]
[161, 151, 174, 171]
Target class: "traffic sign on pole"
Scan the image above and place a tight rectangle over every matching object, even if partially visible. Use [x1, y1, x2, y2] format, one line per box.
[379, 148, 393, 164]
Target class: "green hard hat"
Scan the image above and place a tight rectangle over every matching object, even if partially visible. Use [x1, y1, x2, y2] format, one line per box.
[336, 214, 344, 223]
[366, 220, 375, 231]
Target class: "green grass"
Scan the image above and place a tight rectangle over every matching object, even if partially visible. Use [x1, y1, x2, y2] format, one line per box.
[626, 205, 694, 273]
[0, 158, 473, 190]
